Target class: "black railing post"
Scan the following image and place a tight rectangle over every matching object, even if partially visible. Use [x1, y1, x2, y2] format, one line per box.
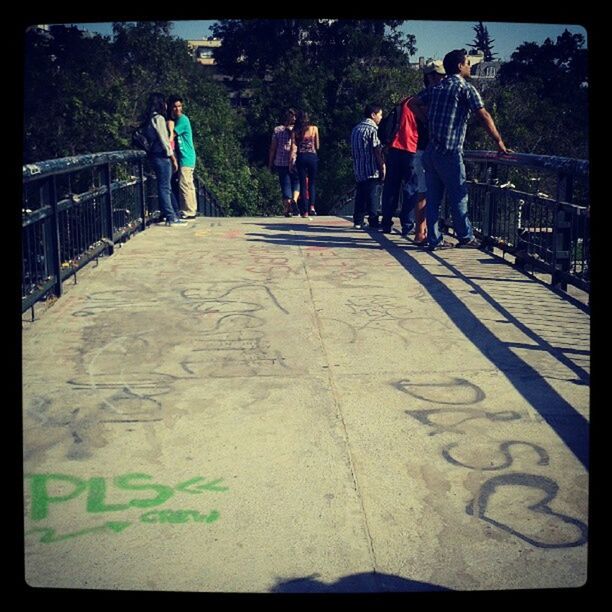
[49, 175, 63, 299]
[552, 171, 573, 291]
[138, 158, 147, 232]
[103, 162, 115, 255]
[195, 176, 202, 215]
[482, 163, 496, 250]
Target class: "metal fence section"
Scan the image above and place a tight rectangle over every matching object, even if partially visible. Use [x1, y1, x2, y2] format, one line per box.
[332, 151, 590, 296]
[22, 151, 159, 317]
[459, 151, 589, 294]
[195, 177, 225, 217]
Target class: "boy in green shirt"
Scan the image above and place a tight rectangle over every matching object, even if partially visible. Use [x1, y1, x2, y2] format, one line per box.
[169, 96, 198, 218]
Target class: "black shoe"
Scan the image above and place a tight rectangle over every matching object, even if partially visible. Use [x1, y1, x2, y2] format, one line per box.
[381, 225, 393, 234]
[456, 237, 479, 248]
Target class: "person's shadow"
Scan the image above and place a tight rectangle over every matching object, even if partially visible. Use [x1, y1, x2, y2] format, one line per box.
[270, 571, 450, 593]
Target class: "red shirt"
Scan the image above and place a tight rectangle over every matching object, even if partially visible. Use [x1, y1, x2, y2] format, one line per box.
[389, 99, 418, 153]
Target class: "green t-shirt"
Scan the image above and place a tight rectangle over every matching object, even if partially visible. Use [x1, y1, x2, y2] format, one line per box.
[174, 114, 196, 168]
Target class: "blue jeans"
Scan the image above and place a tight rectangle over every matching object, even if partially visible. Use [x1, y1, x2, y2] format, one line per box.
[275, 165, 300, 200]
[381, 148, 415, 229]
[353, 178, 381, 226]
[149, 155, 179, 222]
[423, 147, 473, 247]
[296, 153, 318, 214]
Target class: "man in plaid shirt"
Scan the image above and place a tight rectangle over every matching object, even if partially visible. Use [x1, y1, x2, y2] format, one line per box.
[409, 49, 508, 250]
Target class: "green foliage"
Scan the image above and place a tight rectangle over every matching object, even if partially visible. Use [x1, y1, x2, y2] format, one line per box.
[213, 19, 420, 212]
[24, 21, 588, 218]
[23, 22, 263, 216]
[466, 30, 588, 160]
[468, 22, 497, 61]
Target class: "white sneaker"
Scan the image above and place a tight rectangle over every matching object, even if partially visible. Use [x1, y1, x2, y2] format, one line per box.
[354, 224, 362, 229]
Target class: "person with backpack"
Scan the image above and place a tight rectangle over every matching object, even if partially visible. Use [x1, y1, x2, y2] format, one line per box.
[378, 91, 418, 235]
[168, 95, 198, 219]
[143, 92, 187, 227]
[408, 49, 508, 250]
[350, 104, 386, 229]
[402, 60, 447, 245]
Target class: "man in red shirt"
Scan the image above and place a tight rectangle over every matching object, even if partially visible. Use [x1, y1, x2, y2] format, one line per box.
[380, 91, 419, 234]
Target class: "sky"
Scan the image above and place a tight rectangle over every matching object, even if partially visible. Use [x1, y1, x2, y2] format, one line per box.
[67, 19, 588, 62]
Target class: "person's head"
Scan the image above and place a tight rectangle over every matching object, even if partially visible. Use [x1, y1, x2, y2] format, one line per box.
[423, 60, 446, 87]
[364, 103, 383, 125]
[147, 92, 167, 116]
[168, 95, 184, 119]
[443, 49, 471, 77]
[283, 108, 297, 127]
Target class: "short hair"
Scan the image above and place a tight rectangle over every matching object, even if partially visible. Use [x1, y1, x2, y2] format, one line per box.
[443, 49, 467, 76]
[283, 108, 297, 124]
[168, 94, 184, 107]
[364, 103, 383, 118]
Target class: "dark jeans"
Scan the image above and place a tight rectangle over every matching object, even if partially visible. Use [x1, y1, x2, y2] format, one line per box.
[353, 178, 381, 226]
[149, 155, 179, 222]
[296, 152, 318, 214]
[381, 148, 415, 229]
[275, 165, 300, 200]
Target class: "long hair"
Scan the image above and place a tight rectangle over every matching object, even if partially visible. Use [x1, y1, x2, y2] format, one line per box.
[147, 92, 167, 117]
[294, 111, 312, 142]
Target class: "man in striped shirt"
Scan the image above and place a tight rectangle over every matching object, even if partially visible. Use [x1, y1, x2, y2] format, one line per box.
[350, 104, 386, 229]
[409, 49, 508, 250]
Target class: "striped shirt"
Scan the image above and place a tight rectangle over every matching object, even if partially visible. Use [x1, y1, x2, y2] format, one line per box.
[418, 75, 484, 152]
[272, 125, 294, 166]
[351, 118, 381, 182]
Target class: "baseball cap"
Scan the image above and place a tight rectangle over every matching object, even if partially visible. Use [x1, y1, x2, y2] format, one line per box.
[423, 60, 445, 75]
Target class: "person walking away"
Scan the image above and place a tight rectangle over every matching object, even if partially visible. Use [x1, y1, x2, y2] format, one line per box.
[291, 111, 319, 219]
[350, 104, 386, 229]
[168, 95, 198, 219]
[408, 49, 507, 250]
[268, 108, 300, 217]
[144, 92, 186, 227]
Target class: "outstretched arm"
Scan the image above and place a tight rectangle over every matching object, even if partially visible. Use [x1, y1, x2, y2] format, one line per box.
[475, 108, 508, 154]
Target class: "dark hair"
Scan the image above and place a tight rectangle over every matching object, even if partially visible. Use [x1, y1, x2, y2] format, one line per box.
[364, 104, 382, 118]
[147, 92, 167, 117]
[167, 95, 184, 120]
[294, 111, 312, 141]
[443, 49, 467, 76]
[283, 108, 297, 125]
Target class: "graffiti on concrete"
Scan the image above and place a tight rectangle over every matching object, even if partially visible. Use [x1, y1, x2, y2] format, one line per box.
[24, 472, 228, 543]
[26, 521, 131, 544]
[396, 375, 587, 549]
[394, 377, 486, 405]
[466, 473, 588, 548]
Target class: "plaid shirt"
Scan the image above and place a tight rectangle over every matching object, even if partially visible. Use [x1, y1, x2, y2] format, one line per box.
[418, 75, 484, 152]
[272, 125, 294, 167]
[351, 118, 382, 182]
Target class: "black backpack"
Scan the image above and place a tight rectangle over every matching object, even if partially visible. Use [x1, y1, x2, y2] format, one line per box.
[131, 121, 153, 153]
[378, 98, 408, 146]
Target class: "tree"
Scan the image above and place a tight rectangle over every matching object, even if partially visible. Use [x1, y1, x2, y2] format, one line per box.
[210, 19, 419, 211]
[468, 21, 497, 61]
[465, 30, 588, 161]
[23, 23, 275, 216]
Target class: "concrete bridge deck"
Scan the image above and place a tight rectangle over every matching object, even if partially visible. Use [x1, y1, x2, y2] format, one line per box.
[22, 216, 590, 593]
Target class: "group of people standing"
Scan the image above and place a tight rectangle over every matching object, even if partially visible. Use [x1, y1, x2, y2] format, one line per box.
[144, 92, 198, 227]
[351, 48, 507, 250]
[268, 109, 319, 219]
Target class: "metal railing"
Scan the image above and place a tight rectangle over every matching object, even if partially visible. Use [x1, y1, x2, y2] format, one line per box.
[22, 151, 225, 317]
[460, 151, 589, 294]
[330, 151, 589, 296]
